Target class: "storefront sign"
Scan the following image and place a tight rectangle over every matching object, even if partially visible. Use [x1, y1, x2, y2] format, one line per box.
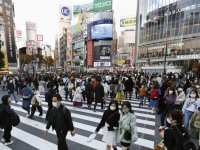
[94, 0, 112, 12]
[94, 62, 111, 67]
[177, 54, 200, 60]
[120, 18, 136, 27]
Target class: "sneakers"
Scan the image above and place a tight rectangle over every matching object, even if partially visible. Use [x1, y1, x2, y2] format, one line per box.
[1, 138, 5, 143]
[4, 141, 14, 146]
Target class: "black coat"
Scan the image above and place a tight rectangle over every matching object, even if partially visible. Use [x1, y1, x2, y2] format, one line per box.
[46, 105, 74, 133]
[94, 83, 104, 102]
[96, 109, 120, 132]
[7, 83, 15, 93]
[85, 82, 94, 99]
[164, 125, 190, 150]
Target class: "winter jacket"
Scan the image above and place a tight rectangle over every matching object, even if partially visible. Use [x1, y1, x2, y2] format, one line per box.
[96, 110, 120, 132]
[175, 91, 186, 105]
[139, 87, 147, 97]
[118, 112, 138, 144]
[190, 110, 200, 129]
[164, 125, 190, 150]
[46, 105, 74, 133]
[182, 98, 200, 114]
[0, 105, 13, 129]
[164, 94, 177, 105]
[94, 83, 104, 103]
[85, 82, 94, 99]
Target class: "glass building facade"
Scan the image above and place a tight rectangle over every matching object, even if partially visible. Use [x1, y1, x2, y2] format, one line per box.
[137, 0, 200, 73]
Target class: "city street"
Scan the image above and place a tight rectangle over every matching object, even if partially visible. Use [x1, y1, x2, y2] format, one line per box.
[0, 88, 157, 150]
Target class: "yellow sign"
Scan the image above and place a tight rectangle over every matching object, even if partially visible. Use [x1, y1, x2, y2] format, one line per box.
[118, 59, 125, 65]
[120, 18, 136, 27]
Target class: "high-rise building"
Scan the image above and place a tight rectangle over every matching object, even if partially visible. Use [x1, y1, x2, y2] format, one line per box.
[136, 0, 200, 73]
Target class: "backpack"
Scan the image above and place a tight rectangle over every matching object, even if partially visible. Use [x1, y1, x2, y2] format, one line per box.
[10, 111, 20, 127]
[150, 89, 158, 100]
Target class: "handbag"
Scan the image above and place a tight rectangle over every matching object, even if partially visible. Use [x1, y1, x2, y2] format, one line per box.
[10, 111, 20, 127]
[190, 126, 199, 139]
[124, 126, 132, 141]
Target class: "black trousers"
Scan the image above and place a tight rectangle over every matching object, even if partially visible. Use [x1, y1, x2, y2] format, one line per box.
[3, 125, 12, 142]
[94, 101, 104, 110]
[56, 130, 68, 150]
[30, 105, 43, 117]
[65, 89, 68, 101]
[82, 91, 86, 102]
[46, 105, 53, 120]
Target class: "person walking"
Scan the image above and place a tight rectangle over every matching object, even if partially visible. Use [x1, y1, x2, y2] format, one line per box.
[175, 85, 186, 110]
[73, 82, 83, 108]
[182, 90, 200, 129]
[164, 110, 196, 150]
[160, 87, 177, 129]
[45, 94, 75, 150]
[21, 82, 32, 117]
[45, 82, 56, 121]
[118, 101, 138, 150]
[28, 86, 43, 119]
[93, 78, 105, 112]
[95, 100, 120, 150]
[7, 79, 18, 103]
[0, 95, 15, 145]
[85, 78, 94, 108]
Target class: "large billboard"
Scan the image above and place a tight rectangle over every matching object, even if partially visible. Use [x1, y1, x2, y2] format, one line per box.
[94, 45, 111, 61]
[59, 5, 72, 21]
[120, 18, 136, 27]
[91, 19, 113, 40]
[3, 0, 17, 64]
[94, 0, 112, 12]
[73, 3, 93, 15]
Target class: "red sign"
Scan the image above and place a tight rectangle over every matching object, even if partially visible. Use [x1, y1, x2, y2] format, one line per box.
[87, 40, 93, 67]
[37, 35, 43, 41]
[16, 30, 22, 37]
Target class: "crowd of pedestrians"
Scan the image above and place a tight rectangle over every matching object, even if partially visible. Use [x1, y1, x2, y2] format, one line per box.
[0, 72, 200, 149]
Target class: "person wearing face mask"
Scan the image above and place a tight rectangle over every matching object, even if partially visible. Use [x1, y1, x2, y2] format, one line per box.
[159, 87, 177, 129]
[95, 100, 120, 150]
[175, 85, 186, 110]
[45, 94, 75, 150]
[118, 101, 138, 150]
[164, 110, 196, 150]
[182, 90, 200, 129]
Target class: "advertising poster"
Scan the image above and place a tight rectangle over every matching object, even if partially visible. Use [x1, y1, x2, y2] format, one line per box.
[91, 19, 113, 40]
[3, 0, 17, 64]
[94, 45, 111, 61]
[73, 3, 93, 15]
[94, 0, 112, 12]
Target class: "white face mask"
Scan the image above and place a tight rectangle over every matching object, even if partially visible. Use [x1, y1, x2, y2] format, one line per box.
[178, 88, 183, 92]
[52, 102, 57, 107]
[167, 118, 172, 124]
[169, 91, 173, 94]
[196, 85, 200, 89]
[110, 106, 116, 111]
[190, 94, 197, 98]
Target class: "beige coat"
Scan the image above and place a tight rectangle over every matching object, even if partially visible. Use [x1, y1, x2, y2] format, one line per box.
[190, 110, 200, 129]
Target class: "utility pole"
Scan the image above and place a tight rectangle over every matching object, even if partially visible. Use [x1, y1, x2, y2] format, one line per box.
[163, 7, 169, 74]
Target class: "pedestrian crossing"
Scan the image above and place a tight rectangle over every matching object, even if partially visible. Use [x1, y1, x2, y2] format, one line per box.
[0, 88, 156, 150]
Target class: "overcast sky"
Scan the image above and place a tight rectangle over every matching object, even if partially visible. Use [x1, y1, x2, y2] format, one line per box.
[12, 0, 137, 48]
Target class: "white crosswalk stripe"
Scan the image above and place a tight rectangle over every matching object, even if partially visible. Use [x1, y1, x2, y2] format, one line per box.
[0, 89, 156, 150]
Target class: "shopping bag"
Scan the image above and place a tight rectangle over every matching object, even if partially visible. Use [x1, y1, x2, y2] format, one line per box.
[87, 133, 97, 143]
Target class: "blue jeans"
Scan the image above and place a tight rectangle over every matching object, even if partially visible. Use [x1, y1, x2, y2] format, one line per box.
[9, 92, 17, 103]
[184, 110, 194, 129]
[139, 96, 144, 105]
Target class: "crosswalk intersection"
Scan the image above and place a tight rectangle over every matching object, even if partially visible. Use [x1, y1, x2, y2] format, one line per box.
[0, 88, 156, 150]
